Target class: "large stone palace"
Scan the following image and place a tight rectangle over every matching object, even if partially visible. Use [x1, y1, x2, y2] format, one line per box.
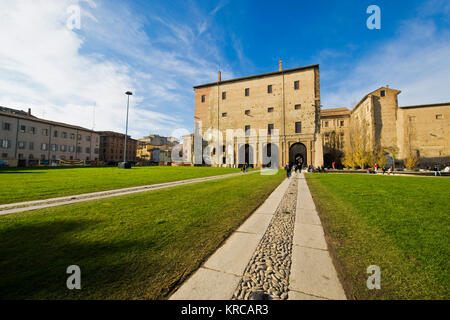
[184, 61, 449, 168]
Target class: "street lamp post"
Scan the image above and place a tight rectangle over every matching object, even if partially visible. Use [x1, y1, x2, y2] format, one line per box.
[119, 91, 133, 169]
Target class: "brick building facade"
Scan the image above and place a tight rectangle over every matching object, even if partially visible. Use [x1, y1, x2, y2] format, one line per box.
[98, 131, 137, 164]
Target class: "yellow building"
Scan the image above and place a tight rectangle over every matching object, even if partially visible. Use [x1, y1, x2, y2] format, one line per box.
[193, 61, 323, 168]
[322, 87, 450, 167]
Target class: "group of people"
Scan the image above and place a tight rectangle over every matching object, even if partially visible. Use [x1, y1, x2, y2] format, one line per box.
[284, 163, 302, 178]
[433, 164, 450, 176]
[241, 162, 249, 173]
[367, 163, 394, 175]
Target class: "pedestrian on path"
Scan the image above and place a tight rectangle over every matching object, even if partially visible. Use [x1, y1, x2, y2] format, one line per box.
[285, 164, 291, 178]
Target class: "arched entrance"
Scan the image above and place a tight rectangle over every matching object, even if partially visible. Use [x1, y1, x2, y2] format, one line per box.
[289, 143, 307, 168]
[238, 144, 254, 168]
[262, 143, 279, 168]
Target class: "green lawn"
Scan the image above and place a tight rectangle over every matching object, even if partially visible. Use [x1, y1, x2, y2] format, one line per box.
[305, 173, 450, 300]
[0, 166, 242, 205]
[0, 170, 284, 299]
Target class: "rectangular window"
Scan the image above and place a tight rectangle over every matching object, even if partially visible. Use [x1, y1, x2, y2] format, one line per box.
[325, 121, 329, 127]
[245, 88, 249, 96]
[77, 134, 82, 140]
[53, 130, 58, 138]
[222, 112, 227, 117]
[29, 127, 36, 134]
[436, 114, 443, 120]
[86, 135, 91, 142]
[245, 125, 251, 136]
[267, 85, 272, 93]
[268, 107, 274, 113]
[62, 132, 67, 139]
[222, 92, 226, 100]
[2, 153, 8, 158]
[86, 147, 91, 153]
[1, 140, 11, 149]
[69, 146, 75, 152]
[51, 144, 58, 151]
[41, 143, 48, 151]
[340, 120, 345, 127]
[380, 90, 386, 97]
[2, 122, 11, 131]
[245, 110, 250, 115]
[42, 129, 49, 136]
[201, 95, 205, 102]
[20, 125, 26, 133]
[294, 81, 300, 90]
[295, 122, 302, 133]
[268, 124, 274, 135]
[29, 142, 34, 150]
[70, 133, 75, 140]
[95, 148, 99, 154]
[77, 146, 82, 153]
[61, 145, 67, 152]
[294, 104, 301, 110]
[18, 141, 26, 149]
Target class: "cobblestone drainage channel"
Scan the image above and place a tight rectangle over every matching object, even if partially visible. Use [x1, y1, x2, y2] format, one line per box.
[233, 177, 298, 300]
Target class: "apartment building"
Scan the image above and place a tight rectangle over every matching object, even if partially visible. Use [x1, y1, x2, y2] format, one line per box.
[98, 131, 137, 165]
[0, 107, 99, 166]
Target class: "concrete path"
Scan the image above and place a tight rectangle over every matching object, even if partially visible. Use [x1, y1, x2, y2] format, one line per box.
[288, 172, 347, 300]
[0, 171, 259, 216]
[170, 177, 291, 300]
[170, 171, 347, 300]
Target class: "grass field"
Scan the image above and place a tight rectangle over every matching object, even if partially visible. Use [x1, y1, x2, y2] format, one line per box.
[0, 166, 242, 205]
[0, 170, 284, 299]
[305, 173, 450, 300]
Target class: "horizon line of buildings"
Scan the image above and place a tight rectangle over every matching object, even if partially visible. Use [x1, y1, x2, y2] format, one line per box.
[182, 61, 449, 168]
[0, 106, 179, 167]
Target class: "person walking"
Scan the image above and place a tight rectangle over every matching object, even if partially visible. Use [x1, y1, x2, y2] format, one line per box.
[285, 163, 291, 178]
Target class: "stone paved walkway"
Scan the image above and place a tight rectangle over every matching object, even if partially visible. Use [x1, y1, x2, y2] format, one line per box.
[288, 173, 346, 300]
[170, 171, 347, 300]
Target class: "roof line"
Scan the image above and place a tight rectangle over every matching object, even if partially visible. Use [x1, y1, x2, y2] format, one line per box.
[0, 109, 97, 132]
[399, 102, 450, 109]
[350, 86, 401, 114]
[193, 64, 319, 89]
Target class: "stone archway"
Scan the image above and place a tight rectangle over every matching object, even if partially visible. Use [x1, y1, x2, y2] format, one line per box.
[289, 143, 307, 168]
[238, 144, 254, 168]
[262, 143, 279, 168]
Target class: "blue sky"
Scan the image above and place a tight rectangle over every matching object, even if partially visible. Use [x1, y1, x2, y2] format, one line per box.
[0, 0, 449, 139]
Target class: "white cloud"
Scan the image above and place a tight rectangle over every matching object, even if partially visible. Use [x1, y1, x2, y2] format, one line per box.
[0, 0, 233, 139]
[322, 9, 450, 109]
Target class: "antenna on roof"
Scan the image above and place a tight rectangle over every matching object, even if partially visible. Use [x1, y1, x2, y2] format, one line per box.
[92, 102, 96, 130]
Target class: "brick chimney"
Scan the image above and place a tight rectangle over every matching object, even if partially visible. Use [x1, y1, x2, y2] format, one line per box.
[279, 59, 283, 71]
[218, 71, 221, 82]
[28, 108, 31, 116]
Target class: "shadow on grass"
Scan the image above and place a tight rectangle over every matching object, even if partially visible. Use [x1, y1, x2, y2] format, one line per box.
[0, 172, 46, 174]
[0, 219, 145, 299]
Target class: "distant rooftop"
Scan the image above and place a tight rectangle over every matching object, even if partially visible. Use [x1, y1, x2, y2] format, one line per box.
[321, 107, 350, 117]
[0, 106, 96, 132]
[194, 64, 319, 89]
[399, 102, 450, 109]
